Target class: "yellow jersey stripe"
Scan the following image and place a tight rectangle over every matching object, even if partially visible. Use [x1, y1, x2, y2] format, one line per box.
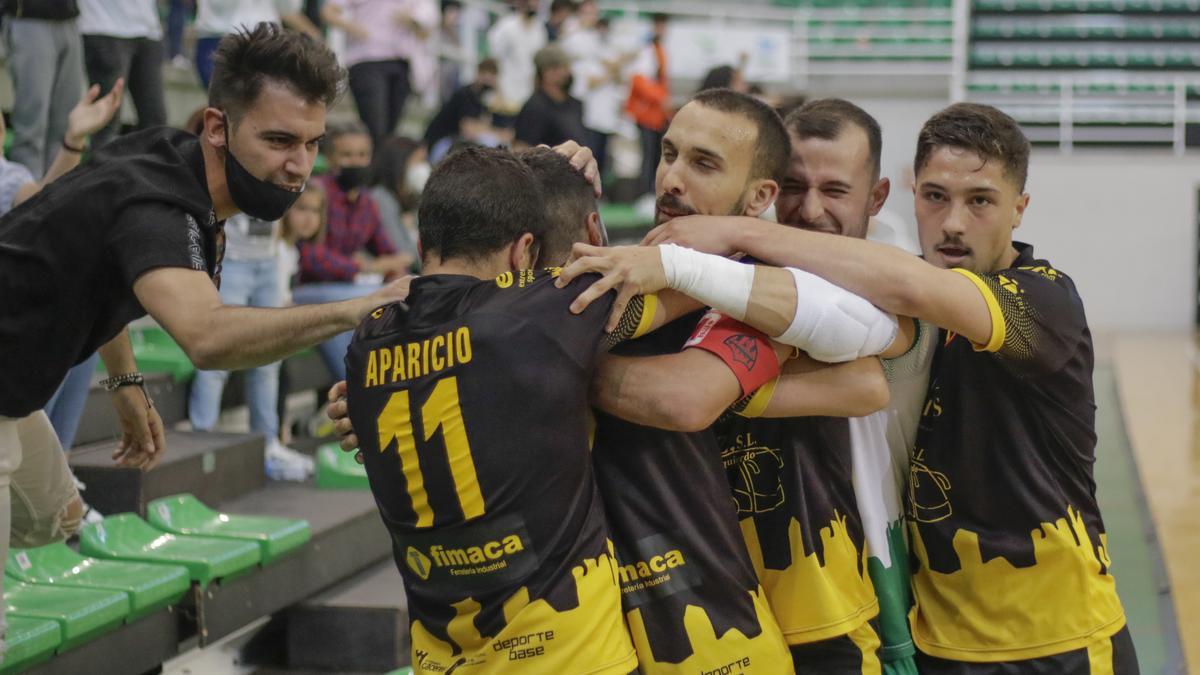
[949, 268, 1006, 353]
[632, 293, 659, 340]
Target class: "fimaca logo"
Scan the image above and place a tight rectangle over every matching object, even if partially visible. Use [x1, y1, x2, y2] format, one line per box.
[617, 549, 686, 585]
[407, 546, 433, 580]
[723, 334, 758, 370]
[430, 535, 524, 565]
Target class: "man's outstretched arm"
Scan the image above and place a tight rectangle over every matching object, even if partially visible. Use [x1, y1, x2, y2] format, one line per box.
[642, 216, 995, 346]
[556, 243, 910, 362]
[134, 268, 412, 371]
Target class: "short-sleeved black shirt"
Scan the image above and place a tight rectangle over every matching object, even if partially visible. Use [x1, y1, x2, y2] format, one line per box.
[422, 83, 488, 149]
[907, 243, 1126, 662]
[513, 90, 589, 149]
[593, 314, 792, 673]
[344, 270, 647, 673]
[0, 128, 218, 416]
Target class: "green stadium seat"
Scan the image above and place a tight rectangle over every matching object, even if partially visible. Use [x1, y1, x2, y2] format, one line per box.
[0, 616, 61, 674]
[315, 442, 370, 490]
[147, 494, 311, 565]
[79, 514, 261, 590]
[5, 579, 128, 651]
[97, 326, 195, 382]
[8, 544, 190, 620]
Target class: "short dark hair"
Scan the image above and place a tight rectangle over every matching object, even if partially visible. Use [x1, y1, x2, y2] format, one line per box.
[477, 57, 499, 75]
[209, 23, 344, 122]
[697, 65, 736, 94]
[690, 88, 790, 184]
[518, 148, 596, 266]
[550, 0, 575, 13]
[325, 120, 371, 153]
[418, 146, 546, 263]
[371, 135, 422, 199]
[784, 98, 882, 181]
[915, 102, 1031, 191]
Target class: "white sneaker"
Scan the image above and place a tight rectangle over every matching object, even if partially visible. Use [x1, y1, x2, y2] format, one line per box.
[71, 473, 104, 523]
[265, 441, 315, 482]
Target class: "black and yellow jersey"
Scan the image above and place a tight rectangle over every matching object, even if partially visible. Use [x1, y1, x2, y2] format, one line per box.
[594, 313, 793, 674]
[715, 415, 879, 646]
[907, 243, 1125, 662]
[345, 269, 653, 675]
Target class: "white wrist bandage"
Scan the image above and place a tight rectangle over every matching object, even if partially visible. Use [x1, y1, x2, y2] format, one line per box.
[777, 267, 898, 363]
[659, 244, 754, 321]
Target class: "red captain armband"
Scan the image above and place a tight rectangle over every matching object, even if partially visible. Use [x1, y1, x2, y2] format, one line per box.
[683, 311, 781, 397]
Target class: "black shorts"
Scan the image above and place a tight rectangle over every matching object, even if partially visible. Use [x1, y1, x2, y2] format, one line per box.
[791, 620, 882, 675]
[915, 625, 1139, 675]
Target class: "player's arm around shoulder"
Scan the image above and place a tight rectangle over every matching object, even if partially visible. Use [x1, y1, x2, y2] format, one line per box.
[134, 267, 411, 370]
[736, 354, 890, 420]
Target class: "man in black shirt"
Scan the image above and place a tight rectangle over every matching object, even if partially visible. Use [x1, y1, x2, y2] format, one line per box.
[513, 45, 589, 151]
[0, 23, 408, 649]
[422, 58, 502, 160]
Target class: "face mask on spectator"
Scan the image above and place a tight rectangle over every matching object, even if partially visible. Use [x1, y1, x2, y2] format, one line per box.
[223, 113, 303, 221]
[335, 166, 372, 192]
[405, 162, 432, 195]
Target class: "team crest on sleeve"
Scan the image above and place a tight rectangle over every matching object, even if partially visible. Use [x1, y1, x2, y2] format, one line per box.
[723, 334, 759, 370]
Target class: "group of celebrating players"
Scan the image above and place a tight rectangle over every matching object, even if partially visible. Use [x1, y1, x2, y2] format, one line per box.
[327, 82, 1135, 675]
[0, 22, 1132, 675]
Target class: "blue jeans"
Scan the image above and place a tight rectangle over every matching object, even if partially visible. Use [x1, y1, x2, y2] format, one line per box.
[44, 352, 100, 450]
[194, 36, 222, 90]
[189, 257, 283, 439]
[291, 282, 381, 381]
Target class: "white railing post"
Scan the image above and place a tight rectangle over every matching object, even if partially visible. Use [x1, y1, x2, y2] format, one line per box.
[950, 0, 971, 101]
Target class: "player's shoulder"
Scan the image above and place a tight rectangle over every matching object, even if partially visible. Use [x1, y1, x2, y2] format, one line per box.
[354, 301, 410, 342]
[486, 267, 603, 303]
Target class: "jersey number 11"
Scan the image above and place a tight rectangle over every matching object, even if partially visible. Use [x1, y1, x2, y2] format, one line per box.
[376, 376, 485, 527]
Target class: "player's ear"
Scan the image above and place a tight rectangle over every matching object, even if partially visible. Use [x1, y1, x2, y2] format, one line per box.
[585, 212, 607, 247]
[869, 177, 890, 216]
[742, 178, 780, 218]
[509, 232, 538, 270]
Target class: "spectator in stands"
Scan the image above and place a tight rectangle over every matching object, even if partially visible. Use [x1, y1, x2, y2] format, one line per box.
[369, 136, 426, 266]
[486, 0, 547, 120]
[2, 0, 86, 177]
[1, 82, 125, 452]
[562, 3, 631, 179]
[78, 0, 168, 151]
[294, 121, 412, 380]
[181, 106, 315, 481]
[627, 12, 670, 200]
[321, 0, 439, 144]
[513, 45, 588, 150]
[544, 0, 574, 42]
[698, 63, 748, 95]
[165, 0, 195, 68]
[194, 0, 321, 88]
[437, 0, 465, 103]
[423, 58, 504, 161]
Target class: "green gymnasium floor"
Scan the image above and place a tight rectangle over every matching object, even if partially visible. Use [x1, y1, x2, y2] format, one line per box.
[1094, 365, 1181, 673]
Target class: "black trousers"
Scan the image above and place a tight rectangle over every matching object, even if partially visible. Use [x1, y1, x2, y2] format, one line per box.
[348, 58, 411, 144]
[81, 35, 167, 151]
[638, 123, 663, 197]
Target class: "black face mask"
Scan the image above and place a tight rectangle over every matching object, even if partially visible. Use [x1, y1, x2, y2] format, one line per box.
[335, 166, 372, 193]
[222, 114, 303, 221]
